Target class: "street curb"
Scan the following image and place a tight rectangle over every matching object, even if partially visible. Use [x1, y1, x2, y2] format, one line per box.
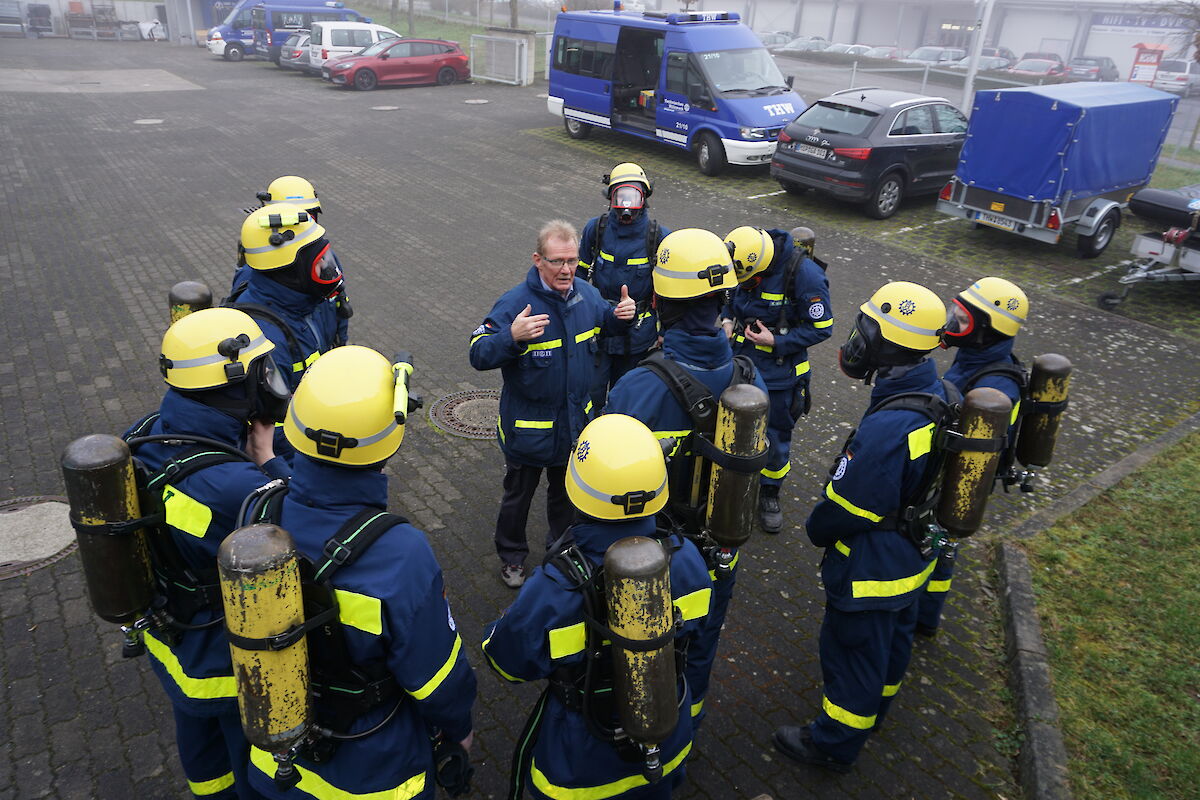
[998, 409, 1200, 800]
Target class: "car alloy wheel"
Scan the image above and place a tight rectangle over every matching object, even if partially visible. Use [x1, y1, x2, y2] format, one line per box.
[354, 69, 378, 91]
[865, 173, 904, 219]
[437, 67, 457, 86]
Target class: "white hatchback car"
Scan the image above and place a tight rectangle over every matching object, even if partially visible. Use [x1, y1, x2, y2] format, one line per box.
[308, 21, 401, 74]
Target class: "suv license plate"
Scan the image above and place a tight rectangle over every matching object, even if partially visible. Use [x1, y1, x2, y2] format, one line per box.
[975, 211, 1017, 231]
[796, 143, 828, 159]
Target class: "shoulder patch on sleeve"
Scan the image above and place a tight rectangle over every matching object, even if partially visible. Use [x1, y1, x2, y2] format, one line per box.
[808, 302, 826, 320]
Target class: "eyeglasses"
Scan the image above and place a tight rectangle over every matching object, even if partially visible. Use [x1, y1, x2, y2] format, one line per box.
[539, 255, 580, 268]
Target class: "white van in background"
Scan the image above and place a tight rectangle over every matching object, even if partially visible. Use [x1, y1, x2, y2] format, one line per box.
[308, 21, 401, 73]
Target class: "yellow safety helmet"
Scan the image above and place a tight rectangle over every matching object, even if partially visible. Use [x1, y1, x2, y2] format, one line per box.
[283, 346, 405, 466]
[653, 228, 738, 299]
[603, 162, 652, 198]
[860, 281, 946, 352]
[159, 307, 275, 390]
[951, 277, 1028, 339]
[239, 203, 326, 271]
[724, 226, 775, 283]
[258, 175, 321, 212]
[566, 414, 668, 520]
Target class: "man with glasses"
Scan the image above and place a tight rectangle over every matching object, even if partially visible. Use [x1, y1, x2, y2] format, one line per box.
[470, 220, 637, 587]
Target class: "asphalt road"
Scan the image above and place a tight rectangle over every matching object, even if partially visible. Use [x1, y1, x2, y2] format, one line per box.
[0, 36, 1197, 800]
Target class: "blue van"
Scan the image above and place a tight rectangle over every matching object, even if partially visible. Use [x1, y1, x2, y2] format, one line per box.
[548, 9, 806, 175]
[251, 2, 369, 64]
[206, 0, 364, 62]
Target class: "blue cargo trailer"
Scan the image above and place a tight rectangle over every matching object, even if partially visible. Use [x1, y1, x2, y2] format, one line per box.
[936, 82, 1178, 258]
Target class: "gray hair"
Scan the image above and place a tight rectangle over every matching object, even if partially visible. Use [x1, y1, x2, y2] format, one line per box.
[537, 219, 579, 254]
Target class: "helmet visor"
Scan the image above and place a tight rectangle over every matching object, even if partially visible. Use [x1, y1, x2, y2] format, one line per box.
[942, 298, 976, 340]
[309, 241, 343, 290]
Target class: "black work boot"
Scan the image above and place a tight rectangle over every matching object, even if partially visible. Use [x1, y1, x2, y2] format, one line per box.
[772, 726, 853, 774]
[759, 487, 783, 534]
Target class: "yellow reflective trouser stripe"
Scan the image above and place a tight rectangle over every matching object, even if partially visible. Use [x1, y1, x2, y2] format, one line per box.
[761, 462, 790, 479]
[690, 699, 704, 717]
[531, 741, 692, 799]
[410, 634, 462, 700]
[514, 419, 554, 429]
[482, 634, 523, 683]
[851, 559, 937, 599]
[814, 318, 834, 329]
[882, 682, 902, 697]
[292, 350, 321, 373]
[335, 589, 382, 635]
[144, 631, 236, 699]
[822, 695, 875, 730]
[187, 772, 234, 796]
[525, 339, 563, 352]
[497, 415, 505, 443]
[1011, 399, 1021, 425]
[908, 422, 936, 460]
[708, 549, 740, 581]
[760, 292, 784, 301]
[251, 747, 426, 799]
[188, 772, 235, 796]
[927, 578, 952, 593]
[673, 588, 711, 622]
[576, 327, 599, 344]
[824, 482, 884, 523]
[795, 360, 810, 376]
[834, 540, 851, 557]
[548, 622, 586, 659]
[162, 484, 212, 539]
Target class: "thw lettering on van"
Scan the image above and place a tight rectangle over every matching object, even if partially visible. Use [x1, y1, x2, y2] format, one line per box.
[764, 103, 796, 117]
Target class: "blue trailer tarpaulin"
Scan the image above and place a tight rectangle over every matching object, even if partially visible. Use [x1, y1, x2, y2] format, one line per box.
[957, 83, 1178, 203]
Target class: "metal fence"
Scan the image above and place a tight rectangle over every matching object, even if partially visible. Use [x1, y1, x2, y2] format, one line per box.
[469, 34, 526, 85]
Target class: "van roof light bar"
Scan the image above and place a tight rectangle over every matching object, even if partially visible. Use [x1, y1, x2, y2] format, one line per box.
[658, 11, 739, 24]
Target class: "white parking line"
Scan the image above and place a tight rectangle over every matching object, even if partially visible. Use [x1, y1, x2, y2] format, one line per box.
[1053, 260, 1131, 287]
[747, 190, 787, 199]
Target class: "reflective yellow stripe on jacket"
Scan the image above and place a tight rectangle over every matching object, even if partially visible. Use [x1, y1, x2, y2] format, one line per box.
[547, 589, 708, 660]
[530, 741, 691, 799]
[851, 559, 937, 599]
[292, 350, 321, 373]
[144, 631, 236, 700]
[188, 772, 235, 796]
[251, 747, 425, 799]
[409, 634, 463, 700]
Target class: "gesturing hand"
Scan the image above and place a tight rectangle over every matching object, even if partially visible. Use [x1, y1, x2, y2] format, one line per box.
[614, 285, 636, 321]
[511, 304, 551, 342]
[744, 320, 776, 347]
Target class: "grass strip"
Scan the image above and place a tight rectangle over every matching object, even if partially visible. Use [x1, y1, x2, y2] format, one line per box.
[1025, 430, 1200, 800]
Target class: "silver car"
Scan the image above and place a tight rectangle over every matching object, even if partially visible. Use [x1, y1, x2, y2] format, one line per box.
[278, 30, 313, 74]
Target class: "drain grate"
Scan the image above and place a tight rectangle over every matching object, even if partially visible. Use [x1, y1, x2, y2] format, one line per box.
[428, 389, 501, 440]
[0, 496, 77, 581]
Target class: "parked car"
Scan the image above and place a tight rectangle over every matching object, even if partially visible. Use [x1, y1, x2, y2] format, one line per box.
[901, 46, 966, 66]
[1067, 55, 1119, 82]
[863, 45, 905, 60]
[823, 42, 853, 54]
[756, 31, 793, 48]
[308, 20, 400, 74]
[278, 30, 312, 73]
[950, 55, 1012, 71]
[1022, 51, 1066, 69]
[1008, 58, 1066, 78]
[775, 37, 829, 55]
[1150, 59, 1200, 94]
[770, 87, 968, 219]
[981, 45, 1017, 62]
[324, 37, 469, 89]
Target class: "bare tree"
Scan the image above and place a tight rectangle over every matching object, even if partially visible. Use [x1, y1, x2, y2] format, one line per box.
[1141, 1, 1200, 57]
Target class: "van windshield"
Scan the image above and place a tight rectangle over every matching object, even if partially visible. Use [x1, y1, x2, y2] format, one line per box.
[695, 47, 789, 95]
[222, 6, 248, 26]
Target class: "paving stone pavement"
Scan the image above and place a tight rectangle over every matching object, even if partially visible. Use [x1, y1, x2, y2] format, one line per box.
[1, 37, 1197, 800]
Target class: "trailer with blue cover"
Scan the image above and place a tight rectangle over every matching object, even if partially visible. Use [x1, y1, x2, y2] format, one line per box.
[936, 82, 1178, 258]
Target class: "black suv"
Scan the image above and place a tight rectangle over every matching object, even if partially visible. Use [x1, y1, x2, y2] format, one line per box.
[770, 88, 968, 219]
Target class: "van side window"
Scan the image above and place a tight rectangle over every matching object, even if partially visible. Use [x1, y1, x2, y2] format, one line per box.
[665, 51, 687, 94]
[332, 29, 373, 47]
[553, 37, 614, 79]
[232, 10, 251, 28]
[379, 31, 400, 41]
[311, 26, 322, 45]
[279, 12, 304, 28]
[310, 12, 341, 23]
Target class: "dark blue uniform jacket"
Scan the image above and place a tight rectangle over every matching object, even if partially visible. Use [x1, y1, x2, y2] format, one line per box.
[126, 392, 288, 713]
[944, 338, 1022, 430]
[248, 457, 476, 800]
[232, 250, 348, 348]
[806, 359, 944, 612]
[469, 266, 627, 467]
[578, 211, 671, 355]
[725, 229, 833, 390]
[482, 518, 711, 798]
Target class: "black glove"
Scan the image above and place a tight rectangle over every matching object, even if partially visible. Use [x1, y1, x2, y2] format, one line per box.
[433, 736, 474, 798]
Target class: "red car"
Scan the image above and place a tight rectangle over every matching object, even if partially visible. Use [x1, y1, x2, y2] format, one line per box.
[324, 38, 470, 90]
[1007, 58, 1066, 78]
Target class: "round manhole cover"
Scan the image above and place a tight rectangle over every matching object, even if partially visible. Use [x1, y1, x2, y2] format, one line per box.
[0, 496, 77, 581]
[429, 389, 500, 439]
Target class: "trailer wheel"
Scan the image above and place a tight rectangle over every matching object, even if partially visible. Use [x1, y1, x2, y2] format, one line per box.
[564, 117, 592, 140]
[1097, 291, 1124, 310]
[1077, 209, 1119, 259]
